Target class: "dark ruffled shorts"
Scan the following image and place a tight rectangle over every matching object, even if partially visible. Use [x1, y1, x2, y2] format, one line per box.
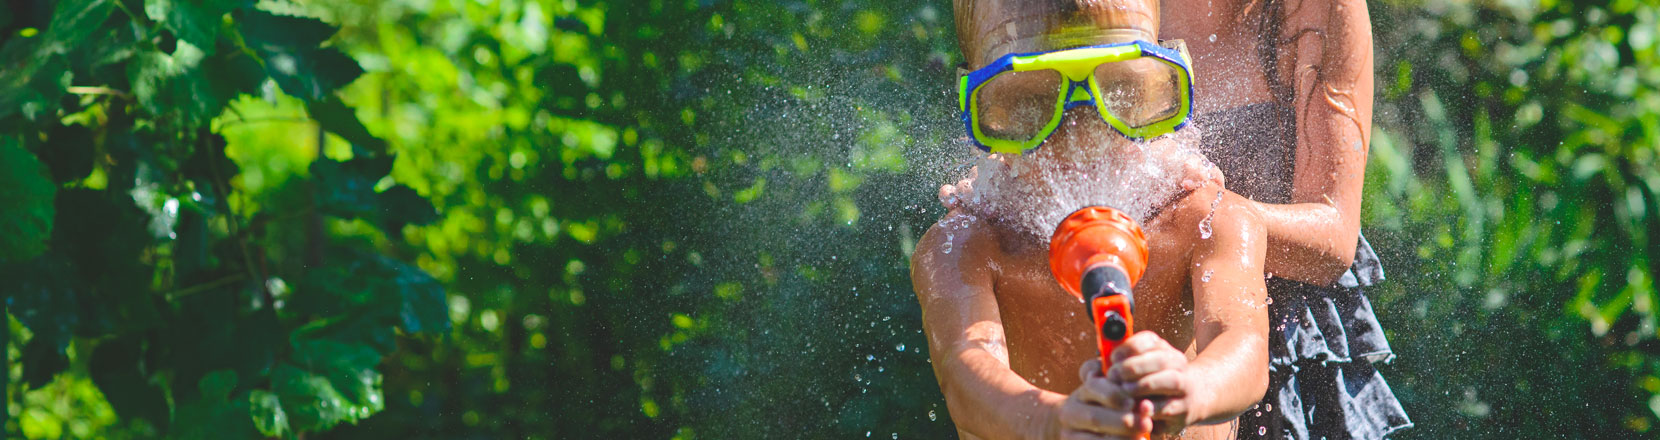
[1235, 235, 1412, 439]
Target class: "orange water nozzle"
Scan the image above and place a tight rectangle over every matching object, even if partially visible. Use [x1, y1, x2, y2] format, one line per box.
[1049, 206, 1149, 302]
[1050, 206, 1151, 439]
[1048, 206, 1149, 372]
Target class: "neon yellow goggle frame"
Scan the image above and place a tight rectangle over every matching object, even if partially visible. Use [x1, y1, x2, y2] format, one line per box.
[957, 40, 1195, 154]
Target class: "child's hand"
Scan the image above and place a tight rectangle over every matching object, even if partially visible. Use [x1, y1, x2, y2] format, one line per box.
[1054, 358, 1155, 440]
[938, 167, 976, 210]
[1110, 331, 1200, 433]
[1178, 154, 1225, 191]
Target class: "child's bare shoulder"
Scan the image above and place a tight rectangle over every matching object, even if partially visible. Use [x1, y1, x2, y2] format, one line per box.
[1147, 184, 1264, 243]
[911, 210, 1008, 288]
[915, 209, 1004, 263]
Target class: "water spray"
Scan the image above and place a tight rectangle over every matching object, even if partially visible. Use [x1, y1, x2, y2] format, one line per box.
[1048, 205, 1151, 440]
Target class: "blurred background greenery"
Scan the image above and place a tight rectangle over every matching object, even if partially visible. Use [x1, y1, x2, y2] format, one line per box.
[0, 0, 1657, 438]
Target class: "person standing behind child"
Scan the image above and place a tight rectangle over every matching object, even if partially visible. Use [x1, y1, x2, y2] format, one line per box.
[942, 0, 1412, 438]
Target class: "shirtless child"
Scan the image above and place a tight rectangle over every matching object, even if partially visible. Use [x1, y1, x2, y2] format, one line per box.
[911, 1, 1270, 439]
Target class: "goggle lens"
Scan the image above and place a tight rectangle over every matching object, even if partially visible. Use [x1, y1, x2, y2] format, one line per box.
[1093, 58, 1183, 128]
[973, 69, 1063, 141]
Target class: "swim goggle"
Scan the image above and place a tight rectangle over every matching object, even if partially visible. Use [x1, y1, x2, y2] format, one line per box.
[957, 40, 1195, 154]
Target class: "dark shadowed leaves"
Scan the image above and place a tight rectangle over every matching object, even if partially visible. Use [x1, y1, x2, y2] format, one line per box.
[37, 122, 95, 183]
[377, 185, 439, 232]
[172, 370, 258, 440]
[308, 96, 387, 155]
[91, 337, 170, 431]
[311, 156, 391, 220]
[236, 10, 361, 101]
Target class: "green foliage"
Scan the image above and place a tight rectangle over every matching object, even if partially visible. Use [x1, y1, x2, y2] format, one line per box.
[5, 0, 1660, 438]
[0, 0, 444, 438]
[1364, 0, 1660, 437]
[0, 136, 56, 261]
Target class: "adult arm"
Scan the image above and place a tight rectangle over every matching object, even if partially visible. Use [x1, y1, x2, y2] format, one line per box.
[1253, 0, 1375, 285]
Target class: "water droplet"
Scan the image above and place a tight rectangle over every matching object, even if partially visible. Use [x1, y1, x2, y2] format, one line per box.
[1208, 34, 1217, 42]
[893, 433, 899, 440]
[1265, 297, 1274, 305]
[1201, 269, 1213, 283]
[929, 410, 938, 421]
[1259, 426, 1268, 436]
[942, 233, 954, 254]
[866, 431, 872, 437]
[1265, 403, 1273, 412]
[1197, 190, 1222, 239]
[896, 343, 906, 351]
[866, 354, 875, 361]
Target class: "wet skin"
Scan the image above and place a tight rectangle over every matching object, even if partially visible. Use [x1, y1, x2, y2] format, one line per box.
[913, 181, 1269, 440]
[913, 111, 1271, 439]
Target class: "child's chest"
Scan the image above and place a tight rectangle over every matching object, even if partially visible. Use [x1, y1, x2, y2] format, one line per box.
[987, 244, 1198, 391]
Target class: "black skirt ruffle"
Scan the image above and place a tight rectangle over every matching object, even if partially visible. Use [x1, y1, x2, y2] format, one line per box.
[1236, 235, 1412, 439]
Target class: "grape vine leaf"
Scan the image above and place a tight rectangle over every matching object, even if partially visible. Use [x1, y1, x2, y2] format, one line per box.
[145, 0, 250, 56]
[307, 96, 387, 155]
[172, 370, 258, 440]
[0, 136, 56, 261]
[237, 10, 362, 101]
[250, 389, 289, 437]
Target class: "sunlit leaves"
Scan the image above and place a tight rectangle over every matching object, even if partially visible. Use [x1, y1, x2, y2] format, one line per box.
[0, 2, 444, 438]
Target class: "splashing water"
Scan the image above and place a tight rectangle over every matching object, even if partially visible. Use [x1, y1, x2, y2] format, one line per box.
[957, 117, 1210, 246]
[1198, 189, 1222, 239]
[1201, 269, 1214, 283]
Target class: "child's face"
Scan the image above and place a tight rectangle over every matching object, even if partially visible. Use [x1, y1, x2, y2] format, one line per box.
[962, 0, 1183, 169]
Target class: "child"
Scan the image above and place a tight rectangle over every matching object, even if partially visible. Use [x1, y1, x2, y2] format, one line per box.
[911, 0, 1270, 438]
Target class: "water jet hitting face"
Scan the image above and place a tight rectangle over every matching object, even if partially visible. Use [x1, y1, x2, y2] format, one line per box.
[951, 0, 1208, 247]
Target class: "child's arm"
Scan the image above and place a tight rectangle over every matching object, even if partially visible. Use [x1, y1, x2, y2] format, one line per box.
[1112, 190, 1271, 432]
[912, 212, 1146, 440]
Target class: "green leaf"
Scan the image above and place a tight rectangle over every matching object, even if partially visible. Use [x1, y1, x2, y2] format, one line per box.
[90, 337, 170, 432]
[307, 96, 388, 156]
[377, 185, 439, 231]
[172, 370, 257, 440]
[250, 390, 289, 437]
[386, 254, 448, 334]
[311, 156, 391, 220]
[236, 10, 361, 101]
[0, 136, 56, 261]
[272, 364, 370, 432]
[236, 10, 337, 49]
[146, 0, 243, 55]
[41, 0, 115, 54]
[289, 338, 385, 410]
